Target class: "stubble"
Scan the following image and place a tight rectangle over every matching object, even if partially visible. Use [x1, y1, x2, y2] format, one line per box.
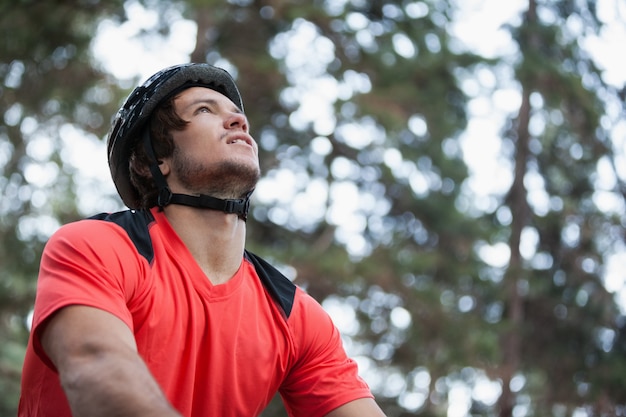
[172, 147, 260, 199]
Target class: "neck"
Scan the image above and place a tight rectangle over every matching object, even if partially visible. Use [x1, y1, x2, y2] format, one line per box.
[162, 204, 247, 285]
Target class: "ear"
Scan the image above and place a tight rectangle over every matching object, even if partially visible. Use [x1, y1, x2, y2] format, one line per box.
[158, 158, 171, 177]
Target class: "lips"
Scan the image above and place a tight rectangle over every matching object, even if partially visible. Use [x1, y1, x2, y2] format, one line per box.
[226, 133, 254, 147]
[228, 138, 248, 145]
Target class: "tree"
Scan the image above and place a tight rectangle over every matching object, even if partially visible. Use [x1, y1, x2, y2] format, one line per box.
[0, 1, 130, 413]
[1, 0, 624, 416]
[494, 0, 626, 415]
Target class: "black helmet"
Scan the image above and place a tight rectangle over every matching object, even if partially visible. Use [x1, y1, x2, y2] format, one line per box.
[107, 63, 244, 209]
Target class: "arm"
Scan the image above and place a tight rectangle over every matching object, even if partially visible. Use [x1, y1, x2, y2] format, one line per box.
[281, 290, 386, 416]
[325, 398, 386, 417]
[41, 305, 181, 417]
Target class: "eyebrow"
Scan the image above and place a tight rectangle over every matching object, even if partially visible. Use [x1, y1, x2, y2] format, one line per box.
[182, 98, 243, 114]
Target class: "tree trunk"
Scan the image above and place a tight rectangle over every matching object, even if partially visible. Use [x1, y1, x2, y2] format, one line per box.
[190, 5, 215, 63]
[498, 1, 536, 415]
[498, 87, 531, 417]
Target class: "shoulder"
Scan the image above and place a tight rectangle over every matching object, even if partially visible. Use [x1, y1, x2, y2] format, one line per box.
[242, 251, 334, 332]
[44, 209, 154, 265]
[244, 251, 297, 319]
[46, 217, 127, 250]
[87, 209, 155, 263]
[241, 252, 333, 331]
[34, 211, 153, 337]
[291, 287, 338, 336]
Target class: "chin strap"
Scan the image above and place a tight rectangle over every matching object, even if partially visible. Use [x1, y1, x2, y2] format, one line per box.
[143, 130, 252, 220]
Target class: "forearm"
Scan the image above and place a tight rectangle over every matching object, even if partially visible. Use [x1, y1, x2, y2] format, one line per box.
[59, 349, 181, 417]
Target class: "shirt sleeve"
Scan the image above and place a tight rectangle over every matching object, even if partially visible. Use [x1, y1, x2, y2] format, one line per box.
[30, 219, 147, 367]
[280, 289, 373, 417]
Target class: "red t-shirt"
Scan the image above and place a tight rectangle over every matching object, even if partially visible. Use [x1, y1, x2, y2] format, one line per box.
[19, 208, 372, 416]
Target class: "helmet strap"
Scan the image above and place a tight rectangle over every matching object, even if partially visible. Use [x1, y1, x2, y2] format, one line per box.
[141, 130, 251, 220]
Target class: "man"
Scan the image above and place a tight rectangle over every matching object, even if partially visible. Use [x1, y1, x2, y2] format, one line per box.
[18, 63, 386, 417]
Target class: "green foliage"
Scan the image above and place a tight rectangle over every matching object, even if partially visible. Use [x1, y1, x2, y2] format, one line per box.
[0, 1, 127, 414]
[1, 0, 624, 416]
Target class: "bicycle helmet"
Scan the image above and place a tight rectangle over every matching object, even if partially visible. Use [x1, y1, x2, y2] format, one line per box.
[107, 63, 251, 218]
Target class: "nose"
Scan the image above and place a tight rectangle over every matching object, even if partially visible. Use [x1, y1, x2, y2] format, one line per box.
[225, 111, 248, 132]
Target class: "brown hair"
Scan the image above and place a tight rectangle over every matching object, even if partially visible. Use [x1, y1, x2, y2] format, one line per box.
[128, 95, 188, 208]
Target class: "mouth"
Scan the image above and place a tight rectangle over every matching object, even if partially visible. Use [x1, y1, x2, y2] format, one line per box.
[226, 134, 254, 147]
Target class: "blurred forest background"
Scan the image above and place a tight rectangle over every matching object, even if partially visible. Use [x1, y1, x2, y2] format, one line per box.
[1, 0, 626, 416]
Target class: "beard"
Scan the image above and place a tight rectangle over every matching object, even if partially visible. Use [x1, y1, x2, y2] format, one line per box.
[171, 149, 260, 200]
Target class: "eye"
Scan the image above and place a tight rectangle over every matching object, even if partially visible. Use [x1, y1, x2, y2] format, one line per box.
[198, 106, 212, 113]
